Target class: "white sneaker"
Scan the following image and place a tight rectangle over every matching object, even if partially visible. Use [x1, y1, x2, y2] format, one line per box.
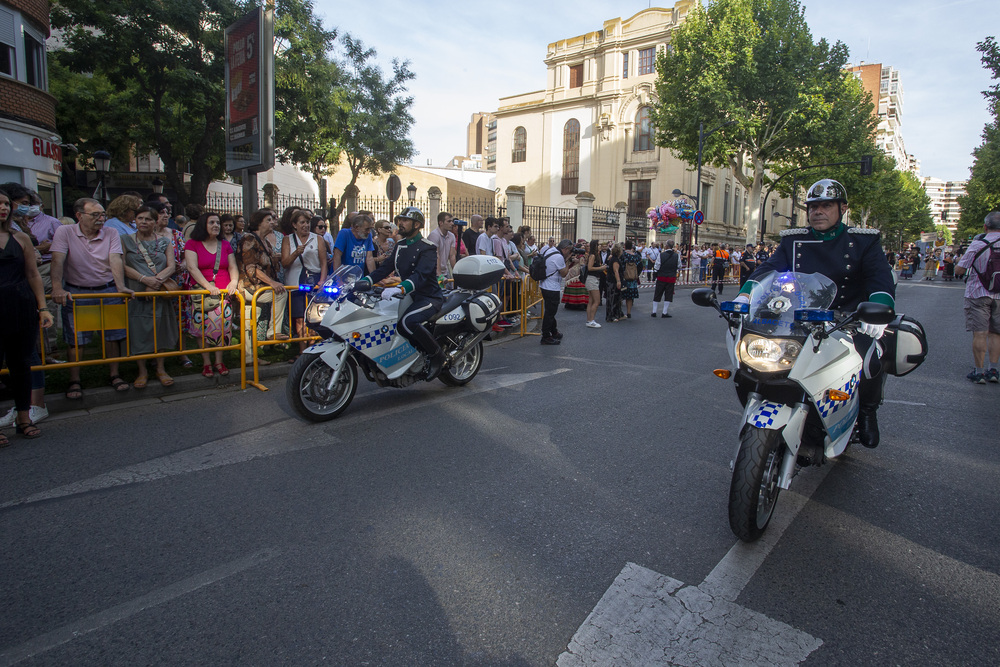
[586, 320, 602, 328]
[0, 405, 48, 427]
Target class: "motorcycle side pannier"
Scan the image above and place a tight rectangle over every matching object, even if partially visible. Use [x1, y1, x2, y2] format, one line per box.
[453, 255, 507, 290]
[464, 293, 502, 331]
[881, 314, 928, 377]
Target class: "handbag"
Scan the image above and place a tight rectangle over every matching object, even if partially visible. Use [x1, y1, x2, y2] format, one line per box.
[134, 236, 181, 292]
[194, 241, 225, 311]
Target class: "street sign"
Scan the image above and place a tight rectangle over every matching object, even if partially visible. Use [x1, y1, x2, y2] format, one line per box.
[224, 7, 275, 174]
[386, 174, 402, 201]
[694, 210, 704, 225]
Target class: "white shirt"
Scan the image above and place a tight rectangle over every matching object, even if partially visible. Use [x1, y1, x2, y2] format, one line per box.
[958, 231, 1000, 299]
[475, 232, 493, 256]
[540, 247, 566, 291]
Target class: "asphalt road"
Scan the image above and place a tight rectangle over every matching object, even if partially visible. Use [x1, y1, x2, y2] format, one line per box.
[1, 278, 997, 666]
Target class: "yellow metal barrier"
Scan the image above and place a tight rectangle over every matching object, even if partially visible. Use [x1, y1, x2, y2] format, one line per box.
[27, 289, 248, 389]
[246, 285, 320, 391]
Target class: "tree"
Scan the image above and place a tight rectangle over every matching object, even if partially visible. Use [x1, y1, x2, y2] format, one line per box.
[272, 1, 345, 189]
[958, 36, 1000, 239]
[50, 0, 354, 209]
[330, 35, 415, 220]
[651, 0, 874, 244]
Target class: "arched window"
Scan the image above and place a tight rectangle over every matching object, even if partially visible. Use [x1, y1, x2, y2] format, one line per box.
[512, 127, 527, 163]
[633, 107, 654, 152]
[561, 119, 580, 195]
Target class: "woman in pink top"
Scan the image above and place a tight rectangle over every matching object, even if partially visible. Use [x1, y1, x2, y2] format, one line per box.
[184, 212, 238, 378]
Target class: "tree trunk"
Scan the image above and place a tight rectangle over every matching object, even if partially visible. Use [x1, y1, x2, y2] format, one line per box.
[744, 160, 764, 245]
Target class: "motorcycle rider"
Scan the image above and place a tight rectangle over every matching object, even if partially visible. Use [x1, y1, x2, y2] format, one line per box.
[355, 206, 447, 381]
[734, 179, 896, 448]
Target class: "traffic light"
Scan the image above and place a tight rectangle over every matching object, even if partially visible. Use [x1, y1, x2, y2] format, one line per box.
[860, 155, 873, 176]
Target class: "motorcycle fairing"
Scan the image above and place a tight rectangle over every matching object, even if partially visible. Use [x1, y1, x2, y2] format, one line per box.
[788, 333, 860, 456]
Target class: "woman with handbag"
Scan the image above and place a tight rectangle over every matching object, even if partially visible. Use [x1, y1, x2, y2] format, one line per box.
[122, 206, 179, 387]
[584, 239, 606, 328]
[184, 212, 238, 378]
[281, 210, 327, 357]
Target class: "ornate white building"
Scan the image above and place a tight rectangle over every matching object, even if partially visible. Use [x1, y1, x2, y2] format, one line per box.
[492, 2, 792, 244]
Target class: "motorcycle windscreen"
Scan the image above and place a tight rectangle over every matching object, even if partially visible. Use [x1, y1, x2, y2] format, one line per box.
[743, 271, 838, 338]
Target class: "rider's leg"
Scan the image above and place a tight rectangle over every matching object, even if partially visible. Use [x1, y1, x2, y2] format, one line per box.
[399, 298, 446, 381]
[854, 333, 885, 448]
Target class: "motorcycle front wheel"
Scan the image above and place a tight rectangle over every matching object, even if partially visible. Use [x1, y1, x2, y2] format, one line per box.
[439, 341, 483, 386]
[729, 426, 784, 542]
[286, 352, 358, 422]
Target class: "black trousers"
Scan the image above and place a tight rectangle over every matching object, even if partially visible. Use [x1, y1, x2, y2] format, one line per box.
[541, 288, 561, 338]
[711, 264, 727, 293]
[399, 296, 442, 357]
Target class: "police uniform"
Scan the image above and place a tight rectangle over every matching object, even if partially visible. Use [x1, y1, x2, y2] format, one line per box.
[363, 233, 443, 360]
[743, 224, 895, 311]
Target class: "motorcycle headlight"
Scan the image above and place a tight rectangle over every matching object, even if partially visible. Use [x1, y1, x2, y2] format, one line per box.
[306, 300, 330, 325]
[738, 334, 802, 373]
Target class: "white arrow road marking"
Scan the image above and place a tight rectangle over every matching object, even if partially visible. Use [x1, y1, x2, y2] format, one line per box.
[0, 548, 280, 667]
[559, 466, 832, 667]
[1, 369, 571, 510]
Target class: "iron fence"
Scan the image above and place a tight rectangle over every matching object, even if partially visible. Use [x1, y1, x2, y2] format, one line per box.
[352, 195, 501, 223]
[205, 192, 322, 217]
[523, 205, 577, 243]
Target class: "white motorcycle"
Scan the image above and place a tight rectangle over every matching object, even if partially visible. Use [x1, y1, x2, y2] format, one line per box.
[286, 256, 506, 421]
[692, 271, 925, 542]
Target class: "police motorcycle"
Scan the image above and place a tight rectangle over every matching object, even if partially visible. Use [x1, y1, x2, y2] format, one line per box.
[286, 255, 506, 421]
[691, 271, 921, 542]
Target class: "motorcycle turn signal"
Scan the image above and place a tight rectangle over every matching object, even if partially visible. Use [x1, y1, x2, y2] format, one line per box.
[713, 369, 732, 379]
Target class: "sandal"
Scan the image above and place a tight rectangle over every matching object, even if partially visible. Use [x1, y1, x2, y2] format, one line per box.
[202, 364, 214, 378]
[16, 421, 41, 439]
[180, 356, 194, 368]
[157, 373, 175, 387]
[213, 362, 229, 376]
[133, 375, 149, 389]
[65, 381, 84, 400]
[110, 376, 130, 392]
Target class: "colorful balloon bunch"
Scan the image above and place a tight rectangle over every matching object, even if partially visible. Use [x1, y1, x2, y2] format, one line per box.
[647, 198, 695, 234]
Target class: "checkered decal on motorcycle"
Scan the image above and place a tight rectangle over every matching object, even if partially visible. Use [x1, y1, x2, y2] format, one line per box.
[750, 402, 783, 428]
[815, 374, 859, 418]
[349, 325, 395, 351]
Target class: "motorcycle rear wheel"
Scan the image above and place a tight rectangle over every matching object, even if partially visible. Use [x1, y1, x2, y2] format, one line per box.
[286, 352, 358, 422]
[439, 341, 483, 386]
[729, 426, 784, 542]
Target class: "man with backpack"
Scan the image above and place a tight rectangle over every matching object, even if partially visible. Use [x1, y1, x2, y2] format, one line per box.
[956, 210, 1000, 384]
[531, 240, 577, 345]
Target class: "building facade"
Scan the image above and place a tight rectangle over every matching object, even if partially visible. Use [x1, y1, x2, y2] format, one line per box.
[492, 2, 790, 245]
[921, 176, 966, 232]
[846, 62, 914, 175]
[0, 0, 62, 214]
[466, 112, 496, 171]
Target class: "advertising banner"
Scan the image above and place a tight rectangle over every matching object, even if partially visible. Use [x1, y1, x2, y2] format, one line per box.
[225, 8, 274, 173]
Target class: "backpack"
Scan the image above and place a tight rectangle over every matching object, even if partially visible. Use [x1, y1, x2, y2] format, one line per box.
[530, 248, 556, 281]
[972, 239, 1000, 294]
[623, 258, 638, 281]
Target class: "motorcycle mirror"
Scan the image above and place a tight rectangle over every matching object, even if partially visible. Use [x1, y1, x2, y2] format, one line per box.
[691, 288, 718, 308]
[856, 301, 895, 325]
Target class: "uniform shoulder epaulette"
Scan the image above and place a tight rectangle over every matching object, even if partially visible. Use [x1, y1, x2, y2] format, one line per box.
[418, 237, 437, 247]
[780, 228, 809, 236]
[847, 227, 880, 235]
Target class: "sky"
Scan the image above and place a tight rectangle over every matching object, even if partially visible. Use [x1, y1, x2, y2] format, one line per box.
[313, 0, 997, 183]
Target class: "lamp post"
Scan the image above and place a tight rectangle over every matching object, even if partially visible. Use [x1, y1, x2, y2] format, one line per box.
[695, 120, 736, 243]
[151, 176, 164, 195]
[406, 182, 417, 205]
[93, 149, 111, 207]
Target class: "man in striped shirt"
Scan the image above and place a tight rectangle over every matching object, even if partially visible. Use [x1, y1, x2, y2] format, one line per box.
[956, 210, 1000, 384]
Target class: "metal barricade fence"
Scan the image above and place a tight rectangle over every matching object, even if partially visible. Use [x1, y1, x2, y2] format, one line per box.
[247, 285, 320, 391]
[25, 289, 248, 388]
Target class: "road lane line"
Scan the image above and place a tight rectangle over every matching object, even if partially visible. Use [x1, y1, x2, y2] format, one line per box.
[1, 369, 571, 510]
[559, 466, 833, 666]
[884, 399, 927, 406]
[0, 548, 279, 667]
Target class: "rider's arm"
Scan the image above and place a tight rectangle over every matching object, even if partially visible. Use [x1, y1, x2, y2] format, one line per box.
[398, 244, 438, 295]
[858, 235, 896, 309]
[359, 245, 397, 286]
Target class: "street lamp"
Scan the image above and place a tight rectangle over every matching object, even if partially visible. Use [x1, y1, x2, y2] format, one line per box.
[93, 149, 111, 207]
[151, 176, 164, 194]
[406, 182, 417, 204]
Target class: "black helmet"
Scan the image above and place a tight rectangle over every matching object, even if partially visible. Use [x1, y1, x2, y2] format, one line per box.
[806, 179, 848, 205]
[394, 206, 424, 227]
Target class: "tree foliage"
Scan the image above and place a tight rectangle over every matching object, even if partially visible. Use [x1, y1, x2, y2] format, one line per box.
[958, 36, 1000, 239]
[330, 35, 415, 219]
[651, 0, 875, 243]
[50, 0, 414, 212]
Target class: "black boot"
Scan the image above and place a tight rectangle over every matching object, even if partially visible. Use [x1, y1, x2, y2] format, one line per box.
[424, 350, 446, 382]
[856, 374, 885, 448]
[407, 322, 445, 382]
